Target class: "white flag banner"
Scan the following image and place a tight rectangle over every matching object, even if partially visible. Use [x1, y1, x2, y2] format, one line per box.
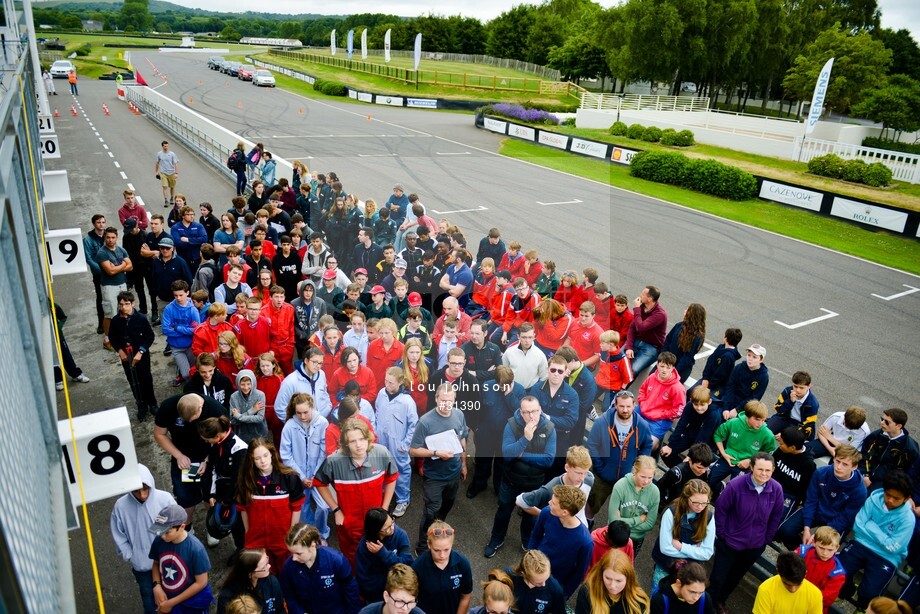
[347, 29, 354, 59]
[806, 57, 834, 134]
[331, 29, 337, 55]
[361, 29, 367, 60]
[414, 33, 422, 71]
[384, 29, 391, 62]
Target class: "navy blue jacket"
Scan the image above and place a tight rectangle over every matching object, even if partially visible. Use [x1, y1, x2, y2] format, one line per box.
[152, 255, 193, 301]
[586, 409, 653, 484]
[479, 380, 526, 455]
[800, 464, 868, 535]
[281, 547, 361, 614]
[527, 380, 580, 448]
[661, 322, 704, 382]
[722, 362, 769, 412]
[108, 309, 155, 355]
[355, 526, 413, 603]
[502, 411, 556, 472]
[700, 344, 741, 402]
[568, 364, 598, 444]
[667, 401, 722, 454]
[772, 386, 820, 439]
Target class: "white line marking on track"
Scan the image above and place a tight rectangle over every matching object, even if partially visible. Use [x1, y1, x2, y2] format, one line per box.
[136, 195, 145, 207]
[430, 206, 488, 214]
[98, 137, 105, 142]
[357, 153, 398, 157]
[114, 161, 120, 168]
[120, 171, 127, 179]
[536, 199, 583, 206]
[436, 152, 471, 156]
[774, 308, 839, 330]
[103, 144, 109, 150]
[128, 183, 135, 191]
[694, 342, 717, 360]
[108, 152, 114, 158]
[871, 285, 920, 301]
[260, 134, 428, 139]
[94, 132, 99, 136]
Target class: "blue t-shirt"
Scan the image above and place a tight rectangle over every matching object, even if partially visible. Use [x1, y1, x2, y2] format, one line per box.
[446, 263, 473, 309]
[95, 245, 130, 286]
[412, 550, 473, 614]
[149, 534, 213, 608]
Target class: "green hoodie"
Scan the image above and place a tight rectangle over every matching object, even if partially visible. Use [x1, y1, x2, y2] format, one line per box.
[714, 411, 777, 462]
[608, 473, 661, 540]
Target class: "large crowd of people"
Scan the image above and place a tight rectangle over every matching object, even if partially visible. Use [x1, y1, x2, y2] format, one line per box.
[88, 162, 920, 614]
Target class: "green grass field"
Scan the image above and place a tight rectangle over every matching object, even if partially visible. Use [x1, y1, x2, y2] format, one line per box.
[499, 139, 920, 275]
[244, 51, 579, 105]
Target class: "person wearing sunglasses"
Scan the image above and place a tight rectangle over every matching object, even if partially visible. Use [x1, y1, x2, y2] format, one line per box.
[859, 408, 919, 491]
[412, 521, 473, 614]
[469, 570, 516, 614]
[528, 354, 580, 476]
[359, 563, 425, 614]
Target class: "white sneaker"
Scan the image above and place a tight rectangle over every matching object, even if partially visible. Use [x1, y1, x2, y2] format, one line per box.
[72, 374, 90, 383]
[55, 381, 64, 391]
[393, 502, 409, 518]
[206, 534, 220, 547]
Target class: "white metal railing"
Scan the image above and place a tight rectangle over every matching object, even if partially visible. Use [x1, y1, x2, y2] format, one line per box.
[795, 137, 920, 184]
[580, 92, 709, 112]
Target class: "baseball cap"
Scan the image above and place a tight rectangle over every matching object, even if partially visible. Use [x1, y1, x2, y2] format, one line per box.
[394, 258, 407, 269]
[747, 344, 766, 359]
[322, 269, 337, 281]
[371, 285, 386, 295]
[158, 236, 175, 248]
[408, 292, 422, 306]
[123, 217, 138, 230]
[496, 270, 512, 280]
[148, 504, 188, 535]
[353, 268, 368, 276]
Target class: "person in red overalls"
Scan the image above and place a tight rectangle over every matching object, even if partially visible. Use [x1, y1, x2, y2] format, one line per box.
[261, 286, 295, 374]
[236, 437, 305, 574]
[314, 419, 398, 569]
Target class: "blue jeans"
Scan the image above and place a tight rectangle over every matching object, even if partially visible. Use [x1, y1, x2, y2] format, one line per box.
[393, 451, 412, 504]
[301, 486, 330, 538]
[707, 457, 742, 498]
[629, 340, 659, 378]
[132, 568, 156, 614]
[235, 170, 247, 196]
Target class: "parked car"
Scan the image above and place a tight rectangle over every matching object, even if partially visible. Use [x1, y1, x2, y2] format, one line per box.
[237, 65, 255, 81]
[49, 60, 75, 78]
[681, 82, 698, 93]
[211, 58, 227, 72]
[226, 62, 242, 77]
[207, 56, 222, 69]
[252, 70, 275, 88]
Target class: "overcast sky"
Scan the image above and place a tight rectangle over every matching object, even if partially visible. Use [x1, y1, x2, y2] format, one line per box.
[170, 0, 920, 41]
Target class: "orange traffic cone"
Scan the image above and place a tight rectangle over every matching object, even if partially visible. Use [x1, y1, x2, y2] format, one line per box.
[102, 103, 110, 116]
[53, 108, 59, 118]
[71, 104, 77, 116]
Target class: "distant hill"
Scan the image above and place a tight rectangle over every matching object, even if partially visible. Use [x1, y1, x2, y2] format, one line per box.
[33, 0, 339, 19]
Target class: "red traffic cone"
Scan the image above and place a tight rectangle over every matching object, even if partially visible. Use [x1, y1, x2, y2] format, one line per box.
[71, 104, 77, 116]
[53, 108, 60, 118]
[102, 103, 110, 116]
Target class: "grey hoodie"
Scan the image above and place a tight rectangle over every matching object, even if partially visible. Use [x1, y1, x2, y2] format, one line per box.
[110, 464, 177, 572]
[230, 368, 268, 443]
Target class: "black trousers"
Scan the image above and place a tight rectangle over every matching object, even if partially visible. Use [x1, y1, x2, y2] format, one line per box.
[709, 536, 765, 604]
[92, 273, 104, 328]
[121, 352, 157, 409]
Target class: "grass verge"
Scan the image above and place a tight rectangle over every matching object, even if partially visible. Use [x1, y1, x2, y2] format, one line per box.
[548, 125, 920, 211]
[499, 139, 920, 275]
[253, 52, 578, 106]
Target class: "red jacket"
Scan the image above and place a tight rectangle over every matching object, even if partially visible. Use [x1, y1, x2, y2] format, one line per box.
[489, 287, 515, 327]
[328, 365, 378, 405]
[501, 291, 541, 332]
[431, 312, 472, 347]
[520, 261, 543, 288]
[554, 284, 584, 314]
[320, 342, 345, 383]
[799, 545, 847, 614]
[216, 353, 253, 388]
[472, 273, 497, 309]
[610, 308, 634, 346]
[234, 316, 273, 357]
[261, 302, 294, 359]
[257, 372, 284, 443]
[593, 296, 613, 330]
[566, 320, 603, 362]
[366, 339, 405, 387]
[596, 350, 634, 391]
[191, 321, 233, 356]
[535, 314, 573, 352]
[498, 252, 524, 278]
[404, 364, 431, 416]
[325, 414, 376, 455]
[636, 370, 686, 422]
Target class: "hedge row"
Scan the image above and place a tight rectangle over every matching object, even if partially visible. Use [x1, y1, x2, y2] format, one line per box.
[609, 122, 694, 146]
[806, 154, 893, 187]
[312, 79, 347, 97]
[630, 151, 757, 200]
[862, 137, 920, 156]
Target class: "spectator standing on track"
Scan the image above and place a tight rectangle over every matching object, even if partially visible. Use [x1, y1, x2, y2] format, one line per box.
[108, 291, 157, 420]
[67, 69, 77, 95]
[171, 205, 208, 271]
[155, 140, 179, 206]
[622, 285, 668, 381]
[118, 189, 149, 230]
[95, 226, 133, 351]
[84, 213, 108, 334]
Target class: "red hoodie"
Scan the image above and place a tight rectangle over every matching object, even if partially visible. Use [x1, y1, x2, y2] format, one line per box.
[799, 544, 847, 614]
[609, 308, 634, 346]
[636, 369, 686, 422]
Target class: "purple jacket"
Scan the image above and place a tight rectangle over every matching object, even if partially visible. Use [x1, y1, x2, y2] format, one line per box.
[715, 474, 784, 550]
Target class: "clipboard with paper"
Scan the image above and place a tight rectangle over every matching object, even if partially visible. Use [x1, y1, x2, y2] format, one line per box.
[425, 430, 463, 455]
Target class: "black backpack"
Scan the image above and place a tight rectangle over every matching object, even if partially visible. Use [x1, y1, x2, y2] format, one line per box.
[226, 149, 243, 171]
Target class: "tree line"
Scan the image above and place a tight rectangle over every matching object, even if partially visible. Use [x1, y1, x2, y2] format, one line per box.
[34, 0, 920, 135]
